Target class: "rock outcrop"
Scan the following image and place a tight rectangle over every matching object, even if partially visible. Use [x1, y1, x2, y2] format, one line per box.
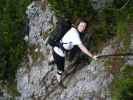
[16, 1, 133, 100]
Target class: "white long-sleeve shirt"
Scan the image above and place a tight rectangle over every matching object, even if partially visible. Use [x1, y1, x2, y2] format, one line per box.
[54, 27, 82, 57]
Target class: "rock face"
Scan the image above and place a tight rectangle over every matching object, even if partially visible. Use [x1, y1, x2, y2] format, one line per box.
[16, 2, 114, 100]
[26, 1, 56, 46]
[16, 1, 133, 100]
[16, 45, 114, 100]
[17, 61, 54, 100]
[43, 61, 113, 100]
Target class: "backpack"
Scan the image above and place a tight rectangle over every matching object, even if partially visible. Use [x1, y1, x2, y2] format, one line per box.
[47, 16, 71, 47]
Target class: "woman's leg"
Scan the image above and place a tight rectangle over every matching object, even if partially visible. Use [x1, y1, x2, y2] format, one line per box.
[53, 51, 65, 82]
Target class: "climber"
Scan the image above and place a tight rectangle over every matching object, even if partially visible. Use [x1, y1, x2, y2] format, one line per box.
[49, 18, 98, 82]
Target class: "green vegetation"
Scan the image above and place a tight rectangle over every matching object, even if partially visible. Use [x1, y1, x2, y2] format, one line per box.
[0, 0, 31, 96]
[0, 0, 132, 98]
[112, 65, 133, 100]
[116, 10, 130, 50]
[48, 0, 94, 18]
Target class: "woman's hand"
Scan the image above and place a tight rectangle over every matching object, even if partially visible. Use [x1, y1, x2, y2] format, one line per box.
[92, 55, 98, 60]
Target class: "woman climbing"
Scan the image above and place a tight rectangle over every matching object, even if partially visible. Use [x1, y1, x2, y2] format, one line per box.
[49, 18, 98, 82]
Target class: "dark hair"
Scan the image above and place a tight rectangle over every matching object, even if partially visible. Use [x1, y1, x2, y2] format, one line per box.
[73, 18, 88, 31]
[74, 18, 88, 27]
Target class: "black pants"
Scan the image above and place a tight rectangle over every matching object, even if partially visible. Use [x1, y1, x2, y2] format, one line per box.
[53, 50, 65, 72]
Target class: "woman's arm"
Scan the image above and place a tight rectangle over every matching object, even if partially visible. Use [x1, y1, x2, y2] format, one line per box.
[78, 43, 97, 60]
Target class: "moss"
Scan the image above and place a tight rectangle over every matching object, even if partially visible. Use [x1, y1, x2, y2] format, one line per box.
[0, 82, 20, 98]
[112, 65, 133, 100]
[116, 9, 131, 50]
[6, 83, 21, 97]
[79, 96, 84, 100]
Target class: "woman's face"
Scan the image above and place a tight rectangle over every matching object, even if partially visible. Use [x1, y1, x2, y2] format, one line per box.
[77, 22, 87, 32]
